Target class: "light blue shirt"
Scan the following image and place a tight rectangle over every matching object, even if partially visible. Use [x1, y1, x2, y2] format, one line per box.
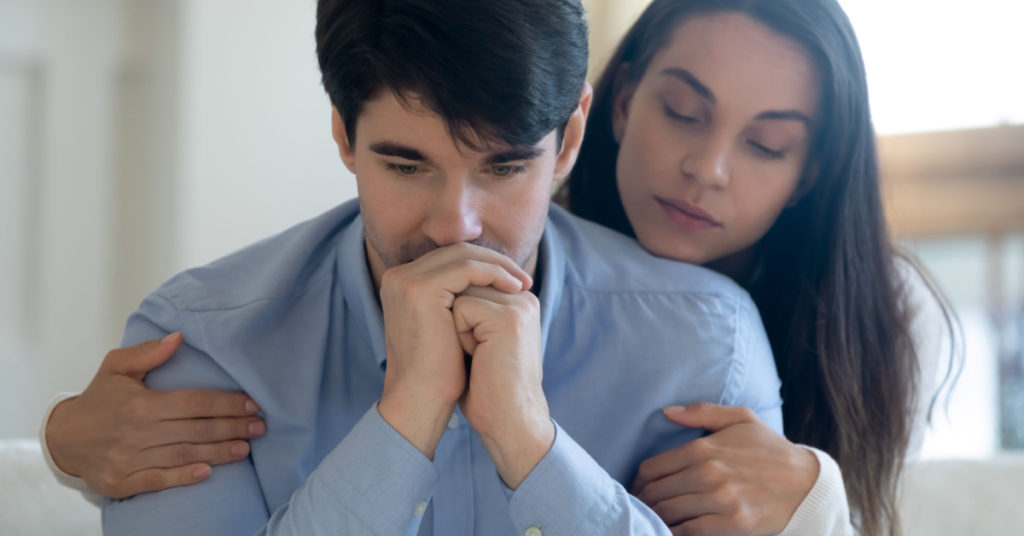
[103, 199, 782, 536]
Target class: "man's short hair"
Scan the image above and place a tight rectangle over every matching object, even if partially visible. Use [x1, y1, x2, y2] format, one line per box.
[316, 0, 589, 150]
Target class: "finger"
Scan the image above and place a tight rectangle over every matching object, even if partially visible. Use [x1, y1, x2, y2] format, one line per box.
[152, 389, 261, 420]
[635, 464, 715, 506]
[652, 493, 724, 527]
[671, 515, 730, 536]
[104, 333, 184, 380]
[633, 439, 711, 491]
[663, 403, 760, 433]
[132, 440, 250, 473]
[452, 295, 504, 337]
[414, 242, 533, 290]
[142, 417, 266, 449]
[459, 284, 518, 305]
[425, 259, 523, 297]
[111, 463, 212, 499]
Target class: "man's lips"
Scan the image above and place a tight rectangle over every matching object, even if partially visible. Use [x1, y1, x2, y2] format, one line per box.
[655, 197, 722, 230]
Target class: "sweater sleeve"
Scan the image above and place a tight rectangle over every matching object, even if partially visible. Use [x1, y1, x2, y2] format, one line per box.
[778, 259, 949, 536]
[38, 392, 104, 508]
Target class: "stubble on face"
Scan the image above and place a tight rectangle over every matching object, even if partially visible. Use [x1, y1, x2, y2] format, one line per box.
[360, 199, 538, 271]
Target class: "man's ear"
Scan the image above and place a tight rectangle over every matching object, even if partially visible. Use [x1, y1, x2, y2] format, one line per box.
[611, 64, 637, 145]
[553, 82, 594, 181]
[331, 106, 357, 175]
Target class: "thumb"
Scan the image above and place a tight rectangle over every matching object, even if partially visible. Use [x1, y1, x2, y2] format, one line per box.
[662, 402, 759, 433]
[105, 333, 183, 380]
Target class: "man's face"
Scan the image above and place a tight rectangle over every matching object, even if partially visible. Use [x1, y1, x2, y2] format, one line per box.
[333, 90, 590, 283]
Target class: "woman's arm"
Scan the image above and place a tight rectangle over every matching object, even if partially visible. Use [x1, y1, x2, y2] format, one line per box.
[631, 263, 949, 536]
[41, 335, 266, 501]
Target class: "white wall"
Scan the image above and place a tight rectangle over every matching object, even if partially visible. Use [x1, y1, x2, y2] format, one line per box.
[0, 0, 123, 439]
[175, 0, 355, 271]
[0, 0, 357, 439]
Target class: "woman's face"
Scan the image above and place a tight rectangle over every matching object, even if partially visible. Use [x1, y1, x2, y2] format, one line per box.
[613, 13, 820, 267]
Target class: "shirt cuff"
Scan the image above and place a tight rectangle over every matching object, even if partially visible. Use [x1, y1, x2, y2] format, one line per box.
[320, 402, 440, 535]
[778, 445, 853, 536]
[38, 392, 103, 508]
[507, 420, 616, 536]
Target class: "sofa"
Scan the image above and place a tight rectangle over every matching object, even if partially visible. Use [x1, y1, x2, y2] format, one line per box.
[1, 439, 1021, 535]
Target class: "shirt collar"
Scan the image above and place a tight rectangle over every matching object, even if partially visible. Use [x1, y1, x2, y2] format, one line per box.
[336, 204, 567, 371]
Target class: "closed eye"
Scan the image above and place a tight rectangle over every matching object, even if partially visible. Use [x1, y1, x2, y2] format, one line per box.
[748, 141, 785, 160]
[663, 104, 700, 124]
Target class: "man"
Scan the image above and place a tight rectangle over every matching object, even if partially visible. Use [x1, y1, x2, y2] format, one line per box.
[89, 0, 782, 534]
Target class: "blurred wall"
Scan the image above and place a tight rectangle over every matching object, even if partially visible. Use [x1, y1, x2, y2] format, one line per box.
[0, 0, 355, 439]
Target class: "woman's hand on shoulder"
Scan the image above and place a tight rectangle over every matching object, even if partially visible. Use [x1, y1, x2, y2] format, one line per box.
[631, 403, 819, 536]
[44, 333, 266, 499]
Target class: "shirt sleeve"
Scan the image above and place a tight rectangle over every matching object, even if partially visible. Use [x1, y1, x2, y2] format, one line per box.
[724, 300, 784, 434]
[506, 421, 674, 536]
[38, 392, 104, 508]
[102, 294, 440, 536]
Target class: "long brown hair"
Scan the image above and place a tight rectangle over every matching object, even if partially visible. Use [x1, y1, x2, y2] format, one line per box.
[561, 1, 960, 534]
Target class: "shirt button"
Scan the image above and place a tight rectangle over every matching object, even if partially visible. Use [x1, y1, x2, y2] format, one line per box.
[525, 527, 542, 536]
[413, 500, 427, 517]
[447, 413, 459, 429]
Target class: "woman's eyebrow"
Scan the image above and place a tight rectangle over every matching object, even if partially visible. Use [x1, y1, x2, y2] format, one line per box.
[661, 68, 715, 104]
[756, 110, 812, 130]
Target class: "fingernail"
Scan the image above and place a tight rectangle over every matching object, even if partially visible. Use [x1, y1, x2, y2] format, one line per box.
[161, 332, 180, 344]
[245, 399, 260, 413]
[663, 406, 686, 416]
[231, 442, 249, 457]
[192, 465, 211, 479]
[248, 420, 266, 436]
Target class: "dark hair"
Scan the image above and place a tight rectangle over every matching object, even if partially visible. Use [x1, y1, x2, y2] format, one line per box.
[315, 0, 589, 151]
[562, 1, 960, 535]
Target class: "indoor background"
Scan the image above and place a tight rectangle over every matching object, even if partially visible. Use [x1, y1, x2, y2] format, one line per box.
[0, 0, 1022, 534]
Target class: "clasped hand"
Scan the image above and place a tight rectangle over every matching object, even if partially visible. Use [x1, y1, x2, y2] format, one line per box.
[376, 242, 554, 490]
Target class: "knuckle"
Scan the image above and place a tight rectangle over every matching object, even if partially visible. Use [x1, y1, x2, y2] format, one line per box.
[736, 407, 757, 421]
[100, 470, 121, 492]
[712, 483, 737, 505]
[695, 461, 722, 485]
[734, 505, 756, 532]
[190, 420, 211, 442]
[692, 401, 715, 413]
[637, 459, 655, 480]
[190, 392, 212, 413]
[102, 349, 121, 365]
[652, 500, 674, 521]
[173, 443, 194, 465]
[143, 471, 165, 491]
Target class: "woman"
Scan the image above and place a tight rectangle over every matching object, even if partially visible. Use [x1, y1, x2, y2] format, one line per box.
[43, 0, 957, 534]
[560, 1, 957, 535]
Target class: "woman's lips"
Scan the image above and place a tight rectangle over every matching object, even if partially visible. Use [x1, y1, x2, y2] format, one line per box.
[655, 197, 722, 231]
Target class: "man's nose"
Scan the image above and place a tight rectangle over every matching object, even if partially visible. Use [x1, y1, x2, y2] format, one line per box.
[421, 180, 483, 246]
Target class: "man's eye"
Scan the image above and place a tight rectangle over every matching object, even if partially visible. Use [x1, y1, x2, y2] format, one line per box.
[396, 164, 418, 174]
[491, 164, 526, 177]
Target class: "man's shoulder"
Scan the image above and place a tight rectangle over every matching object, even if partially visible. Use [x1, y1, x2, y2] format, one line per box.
[549, 204, 751, 304]
[153, 199, 361, 313]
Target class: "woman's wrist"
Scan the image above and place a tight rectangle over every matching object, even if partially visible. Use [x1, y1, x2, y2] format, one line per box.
[45, 395, 82, 477]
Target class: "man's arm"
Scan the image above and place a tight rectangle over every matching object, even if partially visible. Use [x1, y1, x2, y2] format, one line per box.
[103, 295, 440, 536]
